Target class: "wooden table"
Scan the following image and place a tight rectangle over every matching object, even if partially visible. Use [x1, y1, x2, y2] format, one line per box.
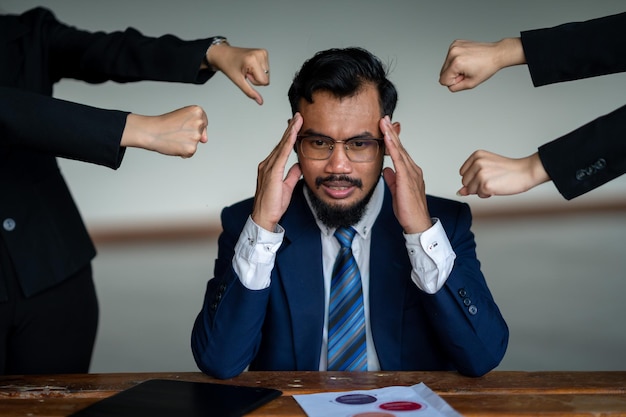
[1, 371, 625, 416]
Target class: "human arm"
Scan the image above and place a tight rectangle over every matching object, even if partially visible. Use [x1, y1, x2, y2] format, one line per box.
[0, 86, 126, 168]
[438, 37, 526, 92]
[380, 116, 457, 292]
[521, 12, 626, 87]
[457, 150, 550, 198]
[191, 205, 275, 379]
[418, 199, 509, 377]
[538, 104, 626, 200]
[24, 7, 269, 101]
[379, 117, 508, 375]
[0, 87, 208, 162]
[439, 12, 626, 92]
[191, 117, 304, 378]
[458, 103, 626, 200]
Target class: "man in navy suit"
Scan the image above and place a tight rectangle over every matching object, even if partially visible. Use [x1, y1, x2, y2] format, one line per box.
[192, 47, 508, 379]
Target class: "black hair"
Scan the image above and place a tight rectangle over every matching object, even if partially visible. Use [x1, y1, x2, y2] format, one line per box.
[288, 47, 397, 117]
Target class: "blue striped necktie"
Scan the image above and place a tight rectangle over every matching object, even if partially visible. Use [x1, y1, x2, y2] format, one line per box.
[327, 227, 367, 371]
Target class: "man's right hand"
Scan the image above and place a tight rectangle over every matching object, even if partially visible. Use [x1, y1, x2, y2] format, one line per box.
[251, 113, 303, 231]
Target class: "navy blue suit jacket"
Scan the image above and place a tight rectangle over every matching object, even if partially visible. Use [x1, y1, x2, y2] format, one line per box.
[192, 180, 508, 379]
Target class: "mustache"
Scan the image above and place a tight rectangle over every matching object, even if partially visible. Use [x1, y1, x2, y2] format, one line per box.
[315, 175, 363, 189]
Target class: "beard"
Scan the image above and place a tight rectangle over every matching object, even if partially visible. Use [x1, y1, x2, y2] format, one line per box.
[306, 175, 376, 229]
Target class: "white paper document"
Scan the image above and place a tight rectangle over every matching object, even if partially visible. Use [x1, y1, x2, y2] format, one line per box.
[293, 382, 462, 417]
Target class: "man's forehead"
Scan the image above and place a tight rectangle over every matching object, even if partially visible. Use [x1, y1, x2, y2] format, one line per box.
[306, 84, 380, 104]
[297, 97, 383, 135]
[299, 95, 378, 114]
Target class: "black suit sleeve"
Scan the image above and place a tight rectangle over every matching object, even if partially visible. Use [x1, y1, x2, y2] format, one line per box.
[538, 104, 626, 200]
[520, 12, 626, 199]
[521, 12, 626, 87]
[29, 6, 215, 86]
[0, 86, 127, 168]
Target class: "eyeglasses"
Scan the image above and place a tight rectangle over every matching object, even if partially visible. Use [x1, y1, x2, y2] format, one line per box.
[296, 135, 384, 162]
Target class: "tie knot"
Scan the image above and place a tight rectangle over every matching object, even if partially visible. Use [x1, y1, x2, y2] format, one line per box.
[334, 227, 356, 248]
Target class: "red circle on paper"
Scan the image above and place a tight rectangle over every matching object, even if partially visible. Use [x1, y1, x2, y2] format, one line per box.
[379, 401, 424, 411]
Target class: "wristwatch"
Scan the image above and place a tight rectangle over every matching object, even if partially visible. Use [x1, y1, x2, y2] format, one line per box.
[210, 36, 228, 47]
[204, 36, 229, 69]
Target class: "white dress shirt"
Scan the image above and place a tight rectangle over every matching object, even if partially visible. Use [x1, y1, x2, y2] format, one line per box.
[232, 177, 456, 371]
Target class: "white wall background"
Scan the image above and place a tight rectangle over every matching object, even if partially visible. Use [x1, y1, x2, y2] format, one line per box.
[3, 1, 626, 373]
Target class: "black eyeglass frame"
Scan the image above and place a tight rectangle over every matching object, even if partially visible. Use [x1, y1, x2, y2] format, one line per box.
[296, 135, 384, 162]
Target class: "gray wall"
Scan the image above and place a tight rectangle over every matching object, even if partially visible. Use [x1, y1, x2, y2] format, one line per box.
[3, 1, 626, 372]
[4, 0, 626, 225]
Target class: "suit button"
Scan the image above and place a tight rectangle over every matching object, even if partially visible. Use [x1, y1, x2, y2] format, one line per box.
[210, 302, 218, 311]
[458, 288, 467, 298]
[468, 305, 478, 315]
[3, 218, 16, 232]
[463, 297, 472, 306]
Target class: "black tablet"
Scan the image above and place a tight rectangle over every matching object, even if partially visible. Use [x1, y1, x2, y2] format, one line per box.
[69, 378, 282, 417]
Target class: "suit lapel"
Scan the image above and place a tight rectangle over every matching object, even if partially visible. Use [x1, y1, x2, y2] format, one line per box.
[368, 185, 408, 370]
[275, 183, 325, 369]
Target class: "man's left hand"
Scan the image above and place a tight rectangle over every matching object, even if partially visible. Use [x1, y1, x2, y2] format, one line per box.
[380, 116, 432, 234]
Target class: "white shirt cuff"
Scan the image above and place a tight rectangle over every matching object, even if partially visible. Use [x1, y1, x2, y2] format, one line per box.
[232, 216, 284, 290]
[405, 218, 456, 294]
